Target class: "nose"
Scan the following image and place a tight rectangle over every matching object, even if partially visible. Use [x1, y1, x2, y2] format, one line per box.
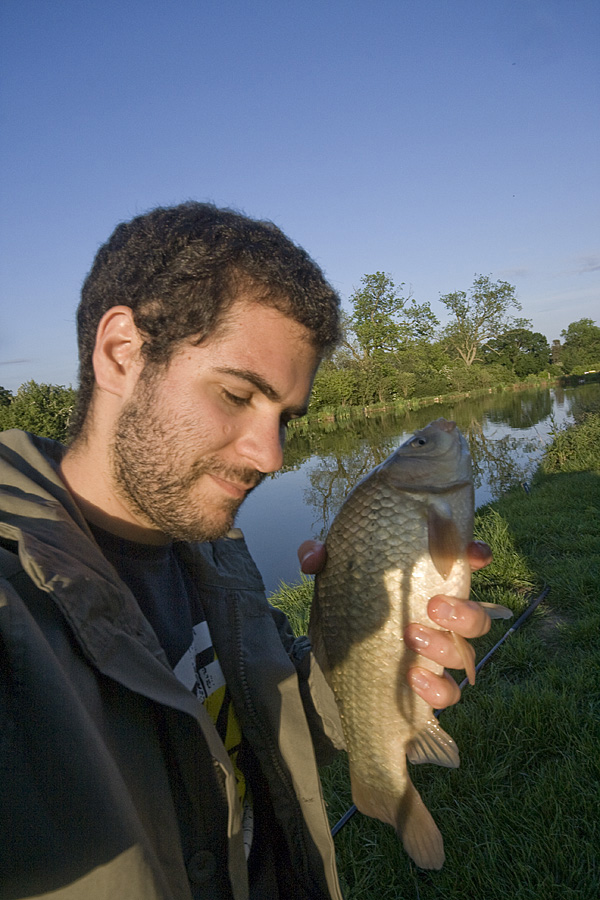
[236, 418, 285, 475]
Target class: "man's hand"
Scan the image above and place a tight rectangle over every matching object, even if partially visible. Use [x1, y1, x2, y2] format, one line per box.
[298, 538, 493, 710]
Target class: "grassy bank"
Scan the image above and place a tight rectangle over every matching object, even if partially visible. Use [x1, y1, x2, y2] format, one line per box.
[289, 371, 600, 431]
[271, 412, 600, 899]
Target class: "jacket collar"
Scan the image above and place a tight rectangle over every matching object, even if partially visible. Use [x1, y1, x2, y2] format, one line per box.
[0, 429, 172, 668]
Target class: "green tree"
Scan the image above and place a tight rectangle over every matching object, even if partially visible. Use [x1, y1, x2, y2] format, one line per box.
[310, 358, 360, 409]
[551, 339, 562, 366]
[346, 272, 438, 404]
[560, 318, 600, 373]
[483, 328, 550, 377]
[0, 381, 77, 442]
[397, 340, 450, 398]
[0, 386, 14, 432]
[440, 274, 529, 367]
[349, 272, 437, 357]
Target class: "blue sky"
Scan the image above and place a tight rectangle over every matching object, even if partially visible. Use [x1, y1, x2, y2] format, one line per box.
[1, 0, 598, 393]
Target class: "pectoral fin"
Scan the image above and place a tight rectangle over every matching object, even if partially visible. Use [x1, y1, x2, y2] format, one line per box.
[427, 505, 463, 580]
[480, 601, 513, 619]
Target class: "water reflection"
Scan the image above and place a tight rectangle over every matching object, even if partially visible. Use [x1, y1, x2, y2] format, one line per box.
[482, 389, 554, 429]
[304, 441, 398, 536]
[567, 382, 600, 422]
[286, 387, 564, 540]
[237, 382, 600, 593]
[463, 420, 541, 496]
[282, 386, 559, 472]
[298, 421, 543, 542]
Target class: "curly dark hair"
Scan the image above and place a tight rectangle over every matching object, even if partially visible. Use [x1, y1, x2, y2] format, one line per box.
[69, 201, 341, 439]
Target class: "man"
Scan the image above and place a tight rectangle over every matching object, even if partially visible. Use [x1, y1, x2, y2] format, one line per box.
[0, 202, 491, 899]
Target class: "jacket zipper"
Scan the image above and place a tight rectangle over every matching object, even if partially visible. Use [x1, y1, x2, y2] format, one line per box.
[229, 593, 319, 891]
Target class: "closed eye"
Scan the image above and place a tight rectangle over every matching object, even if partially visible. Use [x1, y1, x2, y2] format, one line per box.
[222, 389, 251, 407]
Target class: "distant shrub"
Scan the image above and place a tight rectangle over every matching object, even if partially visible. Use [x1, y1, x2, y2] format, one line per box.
[0, 381, 77, 443]
[0, 386, 13, 408]
[543, 413, 600, 474]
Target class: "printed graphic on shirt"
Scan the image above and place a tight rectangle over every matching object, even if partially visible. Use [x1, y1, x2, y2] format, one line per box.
[173, 619, 248, 809]
[174, 621, 225, 700]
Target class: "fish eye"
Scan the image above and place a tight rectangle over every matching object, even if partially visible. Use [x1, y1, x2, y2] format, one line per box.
[412, 437, 427, 446]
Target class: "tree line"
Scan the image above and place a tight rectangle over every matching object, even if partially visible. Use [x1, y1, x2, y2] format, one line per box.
[310, 273, 600, 412]
[1, 273, 599, 441]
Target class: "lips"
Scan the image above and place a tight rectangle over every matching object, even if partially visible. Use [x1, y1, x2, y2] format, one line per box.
[209, 473, 253, 499]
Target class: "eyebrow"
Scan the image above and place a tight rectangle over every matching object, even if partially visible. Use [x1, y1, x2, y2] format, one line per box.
[215, 367, 309, 418]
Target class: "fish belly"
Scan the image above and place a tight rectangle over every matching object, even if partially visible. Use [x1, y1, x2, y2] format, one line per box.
[312, 484, 469, 868]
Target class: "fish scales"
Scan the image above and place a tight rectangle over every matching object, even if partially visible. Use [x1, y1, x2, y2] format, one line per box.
[309, 418, 474, 870]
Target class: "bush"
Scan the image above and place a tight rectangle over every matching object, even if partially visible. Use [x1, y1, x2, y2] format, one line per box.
[543, 413, 600, 474]
[0, 381, 77, 443]
[0, 386, 13, 408]
[410, 370, 450, 398]
[443, 363, 497, 392]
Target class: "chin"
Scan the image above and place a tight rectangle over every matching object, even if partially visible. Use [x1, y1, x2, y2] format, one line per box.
[168, 514, 237, 544]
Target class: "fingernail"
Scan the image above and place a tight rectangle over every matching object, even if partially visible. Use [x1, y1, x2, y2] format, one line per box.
[406, 625, 430, 650]
[408, 669, 431, 695]
[410, 669, 448, 705]
[432, 600, 457, 622]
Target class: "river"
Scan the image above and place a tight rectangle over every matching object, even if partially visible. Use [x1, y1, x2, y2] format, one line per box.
[236, 381, 600, 595]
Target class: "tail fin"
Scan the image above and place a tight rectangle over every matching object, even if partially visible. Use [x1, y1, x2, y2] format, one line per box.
[351, 773, 445, 870]
[397, 780, 445, 870]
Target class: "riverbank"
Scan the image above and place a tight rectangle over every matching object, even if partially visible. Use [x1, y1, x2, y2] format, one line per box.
[270, 410, 600, 899]
[289, 370, 600, 433]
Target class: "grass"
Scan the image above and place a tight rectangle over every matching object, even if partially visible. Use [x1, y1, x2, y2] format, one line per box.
[270, 412, 600, 899]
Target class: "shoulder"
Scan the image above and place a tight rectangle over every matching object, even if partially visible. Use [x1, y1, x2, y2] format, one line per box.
[0, 544, 22, 584]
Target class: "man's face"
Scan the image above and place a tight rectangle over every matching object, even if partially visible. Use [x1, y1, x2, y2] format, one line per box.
[110, 300, 320, 542]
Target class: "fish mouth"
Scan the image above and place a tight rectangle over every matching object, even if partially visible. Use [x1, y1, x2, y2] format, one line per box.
[432, 418, 457, 433]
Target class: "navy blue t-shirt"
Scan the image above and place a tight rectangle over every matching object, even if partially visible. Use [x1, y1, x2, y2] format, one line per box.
[88, 523, 299, 896]
[88, 523, 198, 668]
[88, 522, 254, 860]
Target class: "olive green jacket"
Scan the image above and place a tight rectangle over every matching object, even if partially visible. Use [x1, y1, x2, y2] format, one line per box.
[0, 430, 345, 900]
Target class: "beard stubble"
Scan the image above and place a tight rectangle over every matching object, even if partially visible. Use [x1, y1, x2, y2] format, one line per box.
[111, 375, 263, 542]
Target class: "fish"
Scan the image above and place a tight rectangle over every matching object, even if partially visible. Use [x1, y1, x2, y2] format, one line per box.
[309, 417, 509, 869]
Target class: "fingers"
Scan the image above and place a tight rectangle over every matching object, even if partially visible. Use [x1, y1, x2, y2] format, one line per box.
[404, 618, 479, 672]
[407, 667, 461, 709]
[404, 594, 492, 704]
[298, 540, 326, 574]
[427, 595, 492, 638]
[302, 537, 493, 708]
[467, 539, 492, 571]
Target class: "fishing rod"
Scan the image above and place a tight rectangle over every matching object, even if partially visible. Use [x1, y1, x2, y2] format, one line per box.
[330, 584, 549, 838]
[454, 584, 549, 693]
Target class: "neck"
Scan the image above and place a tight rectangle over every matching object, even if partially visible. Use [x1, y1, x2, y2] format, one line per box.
[60, 434, 169, 546]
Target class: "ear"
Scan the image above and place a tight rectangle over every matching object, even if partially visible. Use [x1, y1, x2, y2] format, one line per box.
[92, 306, 143, 397]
